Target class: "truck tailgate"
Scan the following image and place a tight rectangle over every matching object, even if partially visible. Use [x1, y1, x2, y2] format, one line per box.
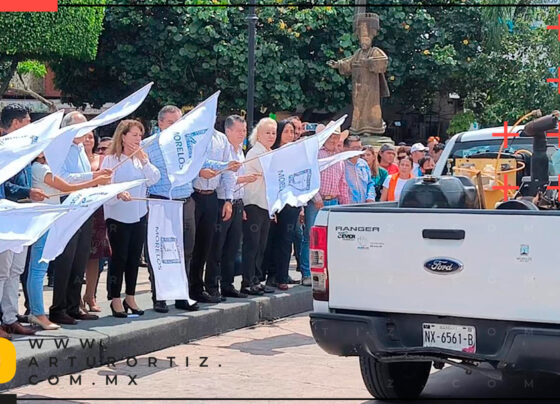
[327, 209, 560, 324]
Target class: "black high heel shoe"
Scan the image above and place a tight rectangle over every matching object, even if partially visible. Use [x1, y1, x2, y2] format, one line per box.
[123, 299, 144, 316]
[110, 301, 128, 318]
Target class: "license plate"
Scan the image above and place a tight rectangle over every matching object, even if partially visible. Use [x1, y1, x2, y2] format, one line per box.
[422, 323, 476, 353]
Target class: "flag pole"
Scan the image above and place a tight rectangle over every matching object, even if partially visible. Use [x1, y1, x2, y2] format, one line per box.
[111, 146, 147, 171]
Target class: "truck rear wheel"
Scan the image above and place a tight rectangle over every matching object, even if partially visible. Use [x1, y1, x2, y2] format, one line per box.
[359, 355, 431, 399]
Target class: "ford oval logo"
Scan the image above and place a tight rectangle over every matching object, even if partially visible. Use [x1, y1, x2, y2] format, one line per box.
[424, 257, 463, 275]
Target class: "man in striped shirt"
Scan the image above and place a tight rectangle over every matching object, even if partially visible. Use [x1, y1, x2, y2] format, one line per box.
[300, 129, 350, 286]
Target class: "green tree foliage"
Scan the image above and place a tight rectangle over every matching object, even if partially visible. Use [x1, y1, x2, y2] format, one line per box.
[0, 0, 105, 96]
[50, 1, 482, 119]
[464, 7, 560, 126]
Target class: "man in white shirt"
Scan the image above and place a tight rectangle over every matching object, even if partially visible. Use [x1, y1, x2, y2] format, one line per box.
[190, 128, 240, 303]
[49, 112, 112, 325]
[205, 116, 258, 299]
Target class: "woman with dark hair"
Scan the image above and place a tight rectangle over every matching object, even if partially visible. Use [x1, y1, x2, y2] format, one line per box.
[262, 120, 300, 290]
[83, 131, 111, 312]
[380, 155, 414, 202]
[396, 146, 409, 160]
[362, 145, 388, 201]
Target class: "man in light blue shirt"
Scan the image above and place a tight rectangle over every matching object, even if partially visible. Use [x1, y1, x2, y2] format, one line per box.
[344, 136, 376, 203]
[144, 105, 238, 312]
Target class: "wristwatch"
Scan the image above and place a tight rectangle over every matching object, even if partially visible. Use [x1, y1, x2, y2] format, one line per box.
[225, 199, 232, 203]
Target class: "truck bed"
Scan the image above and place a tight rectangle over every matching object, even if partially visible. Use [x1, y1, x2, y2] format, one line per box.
[323, 205, 560, 325]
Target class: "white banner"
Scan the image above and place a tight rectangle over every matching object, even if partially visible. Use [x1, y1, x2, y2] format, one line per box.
[319, 150, 364, 172]
[0, 111, 64, 186]
[159, 92, 219, 192]
[0, 200, 71, 253]
[41, 180, 145, 262]
[45, 82, 153, 176]
[259, 116, 347, 216]
[147, 199, 195, 303]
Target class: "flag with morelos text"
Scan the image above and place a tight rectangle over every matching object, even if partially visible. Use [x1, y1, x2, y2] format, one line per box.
[259, 116, 347, 216]
[45, 83, 153, 176]
[159, 92, 219, 193]
[41, 180, 145, 262]
[0, 111, 64, 186]
[0, 200, 71, 254]
[147, 199, 196, 303]
[318, 150, 364, 172]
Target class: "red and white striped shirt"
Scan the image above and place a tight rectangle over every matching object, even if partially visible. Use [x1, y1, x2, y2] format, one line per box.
[313, 147, 350, 204]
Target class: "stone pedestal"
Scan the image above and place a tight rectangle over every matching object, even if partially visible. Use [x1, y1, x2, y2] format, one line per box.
[360, 134, 394, 147]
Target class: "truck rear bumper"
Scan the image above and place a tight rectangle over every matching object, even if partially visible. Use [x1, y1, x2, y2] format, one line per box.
[310, 311, 560, 375]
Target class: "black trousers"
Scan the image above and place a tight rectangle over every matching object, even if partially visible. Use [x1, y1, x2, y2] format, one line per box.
[263, 205, 300, 284]
[106, 216, 146, 299]
[242, 204, 271, 287]
[190, 191, 219, 296]
[146, 196, 196, 304]
[206, 199, 243, 292]
[49, 217, 94, 317]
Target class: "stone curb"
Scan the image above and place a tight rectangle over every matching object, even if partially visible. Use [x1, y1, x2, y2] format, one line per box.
[3, 287, 312, 390]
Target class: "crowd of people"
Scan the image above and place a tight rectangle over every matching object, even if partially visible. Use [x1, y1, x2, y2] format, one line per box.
[0, 102, 445, 338]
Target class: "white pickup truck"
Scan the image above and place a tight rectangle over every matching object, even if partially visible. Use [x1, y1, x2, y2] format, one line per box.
[310, 119, 560, 399]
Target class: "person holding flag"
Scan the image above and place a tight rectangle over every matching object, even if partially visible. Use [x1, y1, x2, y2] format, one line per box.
[145, 104, 226, 313]
[190, 129, 239, 304]
[48, 112, 113, 326]
[241, 118, 278, 296]
[0, 104, 49, 337]
[262, 120, 300, 291]
[300, 126, 349, 288]
[206, 115, 258, 300]
[144, 105, 192, 313]
[100, 120, 160, 317]
[27, 153, 112, 330]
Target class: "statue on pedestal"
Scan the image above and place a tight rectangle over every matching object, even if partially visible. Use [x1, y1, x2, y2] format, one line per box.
[327, 12, 390, 139]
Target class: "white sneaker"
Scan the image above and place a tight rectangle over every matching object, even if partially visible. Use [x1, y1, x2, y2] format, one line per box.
[302, 277, 312, 287]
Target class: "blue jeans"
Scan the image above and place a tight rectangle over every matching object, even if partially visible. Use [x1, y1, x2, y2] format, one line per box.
[300, 199, 338, 278]
[27, 232, 49, 316]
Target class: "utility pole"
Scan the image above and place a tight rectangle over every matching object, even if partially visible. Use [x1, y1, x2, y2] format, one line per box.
[246, 0, 257, 137]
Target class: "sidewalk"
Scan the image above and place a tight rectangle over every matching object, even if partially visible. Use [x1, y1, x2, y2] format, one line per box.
[5, 261, 312, 390]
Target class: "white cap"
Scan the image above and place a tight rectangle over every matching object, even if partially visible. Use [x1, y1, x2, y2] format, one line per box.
[410, 143, 428, 153]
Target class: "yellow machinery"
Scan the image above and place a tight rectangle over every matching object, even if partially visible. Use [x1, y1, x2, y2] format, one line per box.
[452, 157, 526, 209]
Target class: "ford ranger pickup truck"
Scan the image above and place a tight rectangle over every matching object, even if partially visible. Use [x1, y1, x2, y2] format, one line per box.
[310, 114, 560, 399]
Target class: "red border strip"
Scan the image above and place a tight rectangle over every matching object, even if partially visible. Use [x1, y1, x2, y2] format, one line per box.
[0, 0, 58, 12]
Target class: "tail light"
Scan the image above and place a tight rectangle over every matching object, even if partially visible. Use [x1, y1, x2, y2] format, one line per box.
[310, 225, 328, 301]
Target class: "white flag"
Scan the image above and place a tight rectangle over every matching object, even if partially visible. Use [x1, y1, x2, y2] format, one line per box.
[258, 115, 347, 216]
[319, 150, 364, 172]
[41, 180, 145, 262]
[159, 92, 219, 191]
[316, 115, 347, 147]
[45, 82, 153, 176]
[0, 111, 64, 186]
[0, 200, 70, 253]
[147, 199, 195, 303]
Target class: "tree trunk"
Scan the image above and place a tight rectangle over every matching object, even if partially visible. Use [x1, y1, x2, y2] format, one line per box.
[13, 72, 57, 112]
[0, 57, 19, 97]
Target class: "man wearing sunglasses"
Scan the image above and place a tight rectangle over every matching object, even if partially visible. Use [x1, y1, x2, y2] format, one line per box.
[95, 137, 113, 155]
